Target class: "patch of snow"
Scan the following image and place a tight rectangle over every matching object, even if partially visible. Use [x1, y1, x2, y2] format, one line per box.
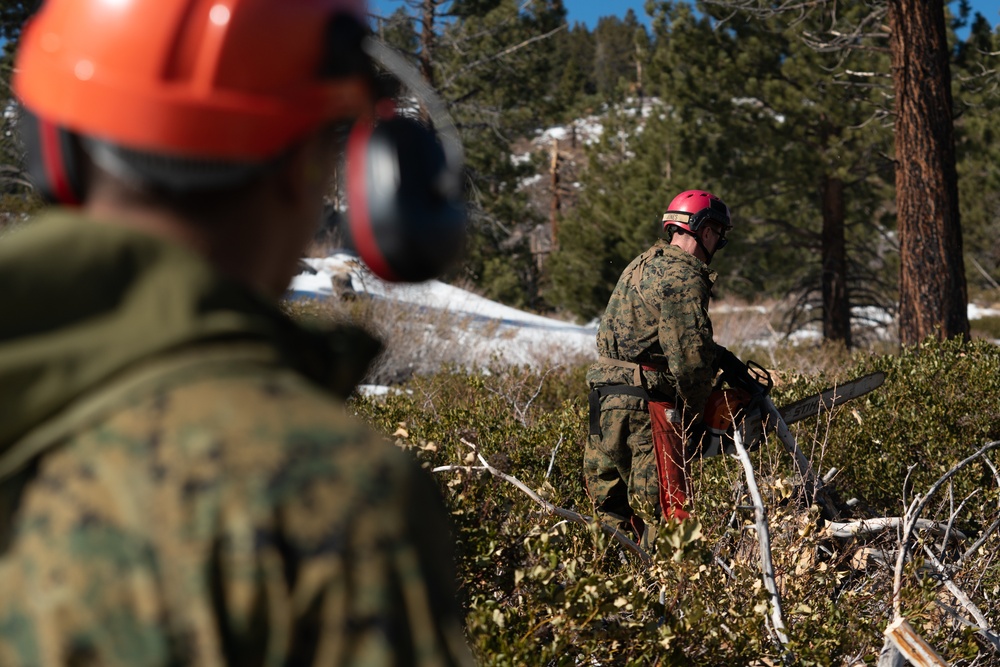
[788, 329, 823, 344]
[712, 304, 768, 315]
[535, 117, 604, 147]
[519, 174, 543, 189]
[852, 306, 895, 326]
[357, 384, 412, 397]
[289, 252, 1000, 378]
[541, 126, 570, 141]
[969, 304, 1000, 320]
[289, 253, 598, 369]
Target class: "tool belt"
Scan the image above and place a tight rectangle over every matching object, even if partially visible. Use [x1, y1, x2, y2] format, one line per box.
[597, 355, 666, 386]
[588, 356, 674, 435]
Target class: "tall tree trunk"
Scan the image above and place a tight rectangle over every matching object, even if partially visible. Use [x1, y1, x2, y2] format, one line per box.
[418, 0, 437, 123]
[821, 175, 852, 347]
[888, 0, 969, 345]
[550, 138, 560, 249]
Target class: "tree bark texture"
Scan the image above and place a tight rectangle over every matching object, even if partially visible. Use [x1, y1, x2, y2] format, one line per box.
[550, 138, 560, 248]
[821, 175, 852, 347]
[418, 0, 437, 123]
[888, 0, 969, 345]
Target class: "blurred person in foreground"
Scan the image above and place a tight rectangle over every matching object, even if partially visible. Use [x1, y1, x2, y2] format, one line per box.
[585, 190, 733, 549]
[0, 0, 472, 664]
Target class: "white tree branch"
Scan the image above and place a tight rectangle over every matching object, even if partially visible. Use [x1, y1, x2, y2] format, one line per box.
[920, 543, 1000, 653]
[732, 428, 790, 647]
[825, 517, 967, 541]
[891, 441, 1000, 617]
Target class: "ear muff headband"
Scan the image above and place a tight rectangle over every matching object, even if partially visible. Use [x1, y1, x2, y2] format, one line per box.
[360, 38, 463, 199]
[345, 37, 466, 283]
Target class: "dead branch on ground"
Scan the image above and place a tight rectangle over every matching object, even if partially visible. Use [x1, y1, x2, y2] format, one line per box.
[440, 438, 652, 566]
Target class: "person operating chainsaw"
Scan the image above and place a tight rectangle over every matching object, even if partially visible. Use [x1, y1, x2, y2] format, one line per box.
[585, 189, 734, 547]
[0, 1, 472, 665]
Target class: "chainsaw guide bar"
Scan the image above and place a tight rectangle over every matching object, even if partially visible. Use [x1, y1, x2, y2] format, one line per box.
[776, 372, 886, 425]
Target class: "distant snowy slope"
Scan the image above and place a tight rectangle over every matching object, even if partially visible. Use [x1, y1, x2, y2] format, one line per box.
[289, 253, 598, 368]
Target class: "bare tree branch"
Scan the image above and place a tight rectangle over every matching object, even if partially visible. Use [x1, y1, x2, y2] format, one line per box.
[732, 427, 791, 648]
[825, 517, 967, 541]
[920, 543, 1000, 653]
[453, 437, 652, 565]
[441, 24, 566, 90]
[891, 441, 1000, 617]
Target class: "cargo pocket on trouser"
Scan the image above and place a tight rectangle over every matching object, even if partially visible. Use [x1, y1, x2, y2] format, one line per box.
[585, 403, 638, 527]
[648, 401, 690, 521]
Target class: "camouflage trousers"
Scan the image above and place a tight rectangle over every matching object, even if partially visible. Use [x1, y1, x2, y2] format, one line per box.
[585, 393, 690, 547]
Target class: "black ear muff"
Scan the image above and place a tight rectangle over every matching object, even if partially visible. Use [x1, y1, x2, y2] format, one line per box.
[345, 116, 466, 282]
[18, 107, 85, 205]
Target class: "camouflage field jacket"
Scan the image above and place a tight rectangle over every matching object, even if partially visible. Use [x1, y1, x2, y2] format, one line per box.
[586, 239, 722, 422]
[0, 212, 473, 667]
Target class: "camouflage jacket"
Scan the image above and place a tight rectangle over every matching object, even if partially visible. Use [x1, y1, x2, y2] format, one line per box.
[587, 239, 721, 421]
[0, 212, 473, 667]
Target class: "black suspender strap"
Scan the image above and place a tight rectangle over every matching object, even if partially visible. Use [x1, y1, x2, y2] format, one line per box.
[588, 385, 672, 436]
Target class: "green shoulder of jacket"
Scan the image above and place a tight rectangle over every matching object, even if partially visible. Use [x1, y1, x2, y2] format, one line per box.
[0, 359, 473, 667]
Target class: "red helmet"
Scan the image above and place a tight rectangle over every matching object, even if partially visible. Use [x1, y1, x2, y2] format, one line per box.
[14, 0, 372, 161]
[662, 190, 732, 242]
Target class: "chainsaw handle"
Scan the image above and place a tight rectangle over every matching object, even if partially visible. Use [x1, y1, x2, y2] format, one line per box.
[746, 360, 773, 395]
[718, 348, 772, 397]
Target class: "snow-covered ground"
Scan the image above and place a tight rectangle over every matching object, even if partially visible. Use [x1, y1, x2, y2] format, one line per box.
[290, 253, 597, 369]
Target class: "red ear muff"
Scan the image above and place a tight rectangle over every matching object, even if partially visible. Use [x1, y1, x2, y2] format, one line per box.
[346, 116, 466, 282]
[18, 108, 85, 206]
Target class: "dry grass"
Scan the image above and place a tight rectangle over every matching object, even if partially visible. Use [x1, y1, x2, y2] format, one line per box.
[284, 290, 595, 386]
[711, 297, 901, 380]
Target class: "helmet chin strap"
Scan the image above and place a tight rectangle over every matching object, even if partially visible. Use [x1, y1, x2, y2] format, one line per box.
[678, 228, 717, 264]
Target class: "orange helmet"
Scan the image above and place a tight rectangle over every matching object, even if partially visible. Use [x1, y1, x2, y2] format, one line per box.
[14, 0, 372, 161]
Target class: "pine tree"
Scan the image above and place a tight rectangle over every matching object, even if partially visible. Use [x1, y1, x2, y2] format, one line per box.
[1, 0, 43, 225]
[551, 23, 598, 115]
[953, 11, 1000, 296]
[378, 6, 419, 57]
[386, 0, 568, 307]
[593, 11, 649, 100]
[699, 0, 974, 344]
[547, 107, 667, 319]
[550, 2, 897, 345]
[889, 0, 970, 344]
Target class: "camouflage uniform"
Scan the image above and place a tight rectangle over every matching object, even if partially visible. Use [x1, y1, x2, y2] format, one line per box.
[585, 239, 721, 529]
[0, 213, 474, 667]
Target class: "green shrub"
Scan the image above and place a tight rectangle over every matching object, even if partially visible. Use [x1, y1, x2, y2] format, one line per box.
[773, 338, 1000, 521]
[344, 339, 1000, 665]
[279, 273, 999, 664]
[972, 315, 1000, 341]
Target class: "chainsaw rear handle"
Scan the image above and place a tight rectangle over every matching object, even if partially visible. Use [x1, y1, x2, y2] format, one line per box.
[718, 348, 772, 397]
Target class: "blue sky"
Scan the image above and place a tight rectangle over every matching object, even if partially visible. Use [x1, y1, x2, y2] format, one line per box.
[558, 0, 998, 31]
[371, 1, 998, 35]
